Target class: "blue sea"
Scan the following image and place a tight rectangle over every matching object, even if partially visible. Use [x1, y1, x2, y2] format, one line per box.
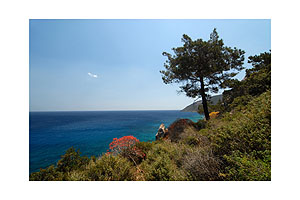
[29, 110, 202, 174]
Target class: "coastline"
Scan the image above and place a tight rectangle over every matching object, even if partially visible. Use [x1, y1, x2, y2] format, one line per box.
[29, 110, 202, 174]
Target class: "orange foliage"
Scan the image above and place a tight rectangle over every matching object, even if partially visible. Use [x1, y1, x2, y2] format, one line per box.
[209, 112, 220, 119]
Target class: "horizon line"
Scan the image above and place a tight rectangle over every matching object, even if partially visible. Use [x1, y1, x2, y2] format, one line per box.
[29, 109, 188, 112]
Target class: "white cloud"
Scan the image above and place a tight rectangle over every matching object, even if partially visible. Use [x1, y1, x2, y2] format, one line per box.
[88, 72, 98, 78]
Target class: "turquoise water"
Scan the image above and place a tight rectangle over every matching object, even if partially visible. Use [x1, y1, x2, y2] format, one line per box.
[29, 110, 203, 174]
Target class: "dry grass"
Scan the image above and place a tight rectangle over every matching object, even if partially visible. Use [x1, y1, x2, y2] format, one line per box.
[182, 147, 220, 181]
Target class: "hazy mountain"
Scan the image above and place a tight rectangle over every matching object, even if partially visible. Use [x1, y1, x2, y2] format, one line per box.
[181, 94, 223, 112]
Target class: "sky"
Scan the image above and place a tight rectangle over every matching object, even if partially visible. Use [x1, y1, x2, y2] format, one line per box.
[29, 19, 271, 111]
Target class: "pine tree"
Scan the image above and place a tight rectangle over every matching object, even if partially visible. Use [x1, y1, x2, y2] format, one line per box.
[160, 28, 245, 120]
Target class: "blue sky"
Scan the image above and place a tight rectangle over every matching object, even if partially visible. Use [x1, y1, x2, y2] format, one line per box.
[29, 19, 271, 111]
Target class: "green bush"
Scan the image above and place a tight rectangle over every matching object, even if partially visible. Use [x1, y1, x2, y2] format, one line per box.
[229, 95, 253, 111]
[30, 147, 90, 181]
[198, 91, 271, 180]
[222, 150, 271, 181]
[184, 136, 200, 147]
[210, 91, 271, 158]
[29, 165, 63, 181]
[141, 153, 187, 181]
[56, 147, 90, 173]
[83, 154, 134, 181]
[134, 141, 154, 158]
[67, 170, 88, 181]
[140, 141, 188, 180]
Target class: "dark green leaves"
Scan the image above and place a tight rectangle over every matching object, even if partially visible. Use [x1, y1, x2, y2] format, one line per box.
[160, 28, 245, 98]
[160, 29, 245, 120]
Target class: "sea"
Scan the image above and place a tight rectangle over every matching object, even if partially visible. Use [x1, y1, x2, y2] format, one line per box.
[29, 110, 203, 174]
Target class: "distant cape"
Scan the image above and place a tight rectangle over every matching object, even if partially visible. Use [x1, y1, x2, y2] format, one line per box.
[181, 94, 223, 112]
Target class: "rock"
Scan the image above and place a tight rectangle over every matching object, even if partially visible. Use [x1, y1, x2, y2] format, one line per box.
[155, 123, 168, 140]
[167, 119, 195, 142]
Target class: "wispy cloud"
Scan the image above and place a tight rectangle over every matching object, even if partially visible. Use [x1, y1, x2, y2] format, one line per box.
[88, 72, 98, 78]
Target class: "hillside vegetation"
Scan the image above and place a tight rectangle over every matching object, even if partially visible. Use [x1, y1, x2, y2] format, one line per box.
[30, 51, 271, 181]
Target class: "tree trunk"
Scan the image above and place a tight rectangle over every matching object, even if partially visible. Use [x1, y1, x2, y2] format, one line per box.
[200, 77, 210, 120]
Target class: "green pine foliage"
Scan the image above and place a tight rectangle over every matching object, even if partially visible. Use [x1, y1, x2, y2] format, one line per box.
[160, 28, 245, 120]
[223, 51, 271, 108]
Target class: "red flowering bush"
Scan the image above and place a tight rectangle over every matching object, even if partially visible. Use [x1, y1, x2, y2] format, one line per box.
[107, 136, 145, 165]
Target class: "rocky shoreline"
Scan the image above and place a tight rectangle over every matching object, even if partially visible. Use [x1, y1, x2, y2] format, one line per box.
[155, 119, 197, 141]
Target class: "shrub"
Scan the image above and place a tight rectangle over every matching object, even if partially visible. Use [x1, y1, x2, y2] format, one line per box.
[29, 165, 63, 181]
[195, 119, 206, 130]
[84, 154, 134, 181]
[67, 170, 88, 181]
[56, 147, 90, 173]
[229, 95, 253, 111]
[30, 147, 90, 181]
[182, 147, 220, 181]
[140, 141, 189, 180]
[200, 91, 271, 180]
[184, 136, 200, 147]
[222, 150, 271, 181]
[107, 136, 145, 165]
[210, 91, 271, 157]
[108, 136, 139, 155]
[134, 141, 154, 157]
[175, 125, 211, 149]
[141, 152, 187, 181]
